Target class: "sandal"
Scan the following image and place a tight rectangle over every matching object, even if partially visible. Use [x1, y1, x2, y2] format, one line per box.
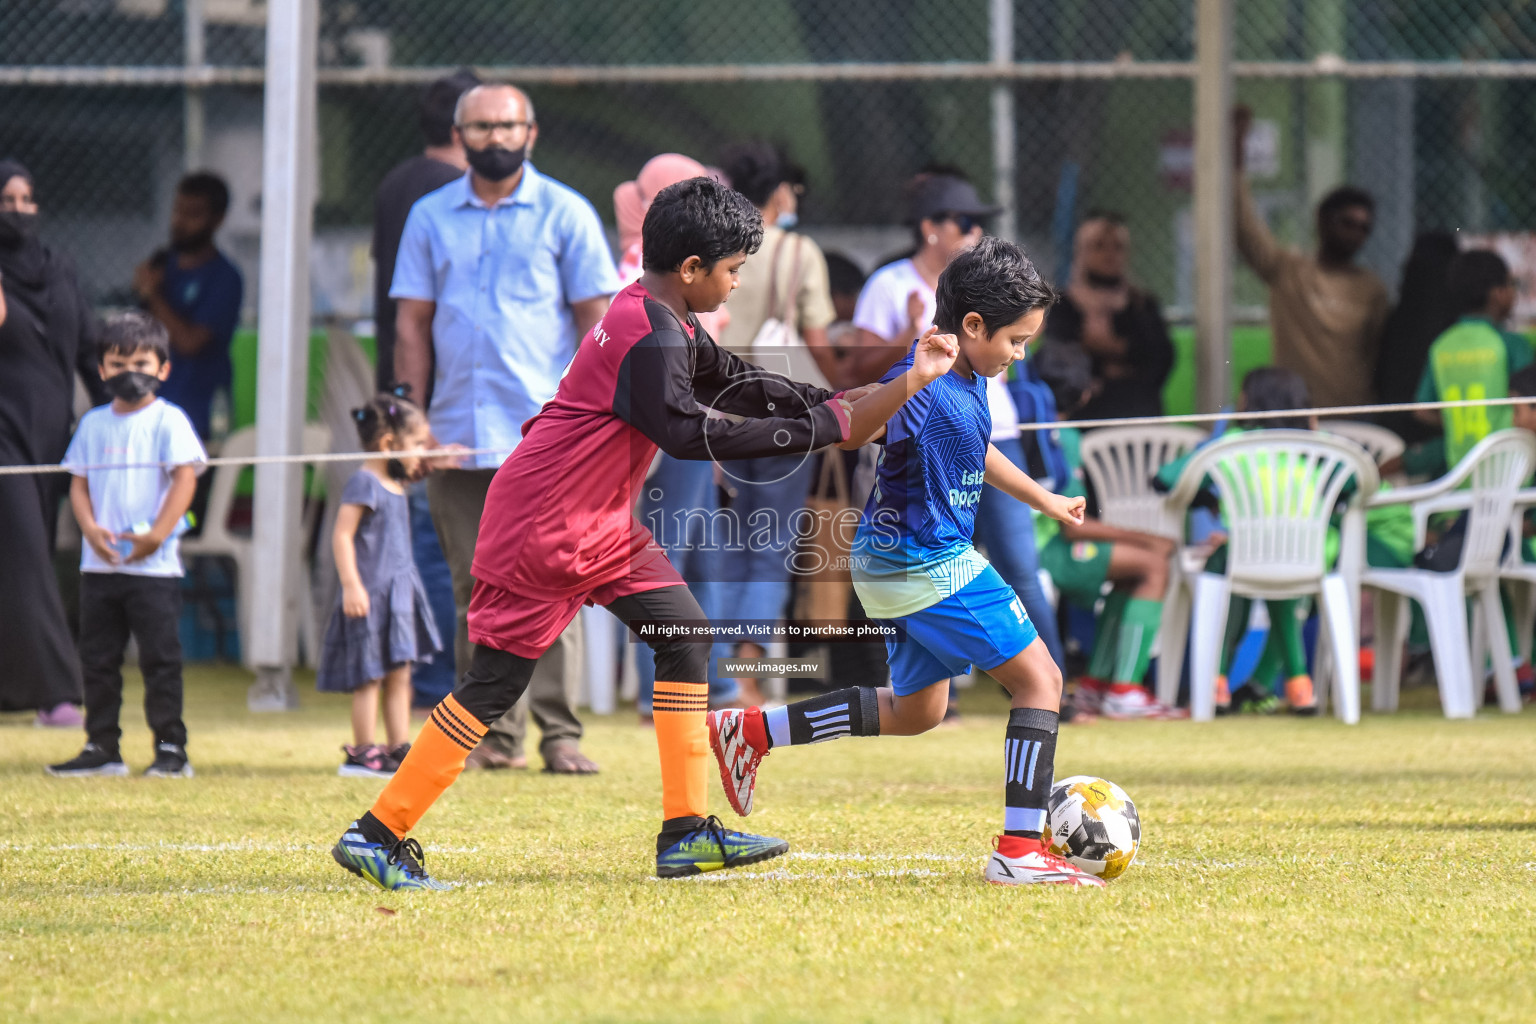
[541, 742, 600, 775]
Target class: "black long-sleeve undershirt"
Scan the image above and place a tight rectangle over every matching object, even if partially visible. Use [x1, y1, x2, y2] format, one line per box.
[612, 312, 844, 462]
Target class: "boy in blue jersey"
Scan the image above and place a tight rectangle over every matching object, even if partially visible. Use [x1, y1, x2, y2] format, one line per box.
[709, 237, 1102, 887]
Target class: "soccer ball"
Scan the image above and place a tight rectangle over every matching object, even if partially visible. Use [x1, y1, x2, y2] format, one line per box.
[1044, 776, 1141, 880]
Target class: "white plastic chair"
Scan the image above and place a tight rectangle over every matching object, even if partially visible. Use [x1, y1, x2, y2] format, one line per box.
[1078, 425, 1210, 538]
[180, 423, 332, 668]
[1365, 429, 1536, 718]
[1500, 486, 1536, 668]
[1163, 430, 1378, 723]
[1319, 420, 1405, 467]
[1077, 426, 1208, 702]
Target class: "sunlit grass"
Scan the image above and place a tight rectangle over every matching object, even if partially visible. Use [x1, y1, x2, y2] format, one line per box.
[4, 665, 1535, 1022]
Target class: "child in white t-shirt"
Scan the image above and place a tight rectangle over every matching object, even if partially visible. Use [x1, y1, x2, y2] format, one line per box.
[48, 311, 207, 779]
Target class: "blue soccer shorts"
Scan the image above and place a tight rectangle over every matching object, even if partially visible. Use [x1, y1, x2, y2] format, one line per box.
[882, 565, 1039, 696]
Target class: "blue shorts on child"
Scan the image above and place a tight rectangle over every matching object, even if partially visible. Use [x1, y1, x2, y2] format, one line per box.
[881, 565, 1039, 695]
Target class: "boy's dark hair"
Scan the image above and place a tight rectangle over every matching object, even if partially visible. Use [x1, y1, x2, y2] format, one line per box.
[1241, 366, 1312, 430]
[824, 251, 866, 299]
[933, 236, 1055, 335]
[177, 171, 230, 220]
[720, 141, 785, 208]
[420, 69, 481, 147]
[100, 310, 170, 364]
[1509, 364, 1536, 399]
[351, 392, 426, 451]
[1317, 185, 1374, 222]
[1031, 341, 1094, 415]
[1446, 249, 1511, 315]
[641, 177, 763, 273]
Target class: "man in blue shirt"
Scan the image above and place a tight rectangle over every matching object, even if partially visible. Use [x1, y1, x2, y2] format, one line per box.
[134, 173, 243, 441]
[392, 82, 619, 773]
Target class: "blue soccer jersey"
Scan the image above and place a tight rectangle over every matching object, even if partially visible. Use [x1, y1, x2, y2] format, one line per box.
[852, 346, 995, 619]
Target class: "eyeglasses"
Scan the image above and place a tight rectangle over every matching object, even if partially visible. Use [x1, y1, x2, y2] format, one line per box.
[457, 120, 532, 139]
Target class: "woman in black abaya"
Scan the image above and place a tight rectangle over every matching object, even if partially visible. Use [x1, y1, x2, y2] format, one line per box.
[0, 160, 107, 721]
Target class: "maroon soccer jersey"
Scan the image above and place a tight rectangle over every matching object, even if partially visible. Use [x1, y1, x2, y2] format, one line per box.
[470, 280, 849, 602]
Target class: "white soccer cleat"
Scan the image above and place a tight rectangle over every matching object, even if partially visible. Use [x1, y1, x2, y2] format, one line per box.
[984, 835, 1106, 888]
[708, 708, 768, 817]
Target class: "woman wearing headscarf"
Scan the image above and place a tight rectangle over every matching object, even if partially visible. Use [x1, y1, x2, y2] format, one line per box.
[1046, 212, 1175, 422]
[1374, 231, 1458, 444]
[0, 160, 107, 723]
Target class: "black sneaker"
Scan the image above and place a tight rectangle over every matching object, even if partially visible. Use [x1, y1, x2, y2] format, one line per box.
[382, 743, 411, 772]
[144, 742, 194, 778]
[46, 743, 128, 777]
[1232, 682, 1280, 715]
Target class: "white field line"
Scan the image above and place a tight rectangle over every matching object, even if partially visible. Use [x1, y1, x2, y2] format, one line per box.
[0, 841, 482, 854]
[12, 879, 505, 897]
[0, 843, 1261, 871]
[789, 852, 970, 863]
[655, 868, 948, 883]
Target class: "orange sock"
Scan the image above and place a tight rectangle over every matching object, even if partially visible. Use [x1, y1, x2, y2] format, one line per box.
[652, 681, 709, 820]
[370, 694, 488, 837]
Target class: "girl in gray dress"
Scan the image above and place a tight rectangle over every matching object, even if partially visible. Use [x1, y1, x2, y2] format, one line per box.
[319, 394, 442, 777]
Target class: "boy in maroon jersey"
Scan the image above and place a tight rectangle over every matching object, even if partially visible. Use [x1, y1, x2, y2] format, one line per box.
[330, 177, 958, 887]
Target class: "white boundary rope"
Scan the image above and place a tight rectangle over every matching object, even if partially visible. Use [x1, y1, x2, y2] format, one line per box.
[0, 395, 1513, 476]
[1011, 395, 1524, 433]
[0, 446, 508, 476]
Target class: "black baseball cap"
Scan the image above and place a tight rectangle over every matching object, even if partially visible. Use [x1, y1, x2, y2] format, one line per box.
[909, 173, 1002, 225]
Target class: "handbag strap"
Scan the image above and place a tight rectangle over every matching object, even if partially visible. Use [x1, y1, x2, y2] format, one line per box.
[781, 234, 805, 325]
[815, 449, 851, 505]
[763, 231, 791, 325]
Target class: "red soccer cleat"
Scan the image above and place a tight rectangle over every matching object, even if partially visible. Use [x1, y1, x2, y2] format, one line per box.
[707, 707, 771, 816]
[984, 835, 1105, 888]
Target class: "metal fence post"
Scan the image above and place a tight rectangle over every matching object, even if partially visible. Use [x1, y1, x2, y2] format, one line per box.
[989, 0, 1016, 242]
[1194, 0, 1234, 414]
[183, 0, 206, 171]
[247, 0, 318, 711]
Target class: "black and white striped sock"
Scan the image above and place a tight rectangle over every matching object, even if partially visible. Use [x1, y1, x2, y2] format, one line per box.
[764, 687, 882, 747]
[1003, 707, 1058, 840]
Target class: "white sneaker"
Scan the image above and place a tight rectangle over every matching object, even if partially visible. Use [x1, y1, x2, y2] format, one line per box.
[984, 835, 1105, 887]
[1100, 684, 1188, 720]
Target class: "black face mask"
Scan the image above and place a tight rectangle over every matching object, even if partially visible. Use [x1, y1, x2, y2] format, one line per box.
[1084, 270, 1125, 289]
[464, 143, 528, 182]
[104, 371, 162, 402]
[171, 228, 216, 254]
[385, 458, 410, 481]
[0, 210, 38, 249]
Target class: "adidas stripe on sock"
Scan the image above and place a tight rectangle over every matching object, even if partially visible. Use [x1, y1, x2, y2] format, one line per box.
[764, 687, 881, 747]
[1003, 707, 1058, 839]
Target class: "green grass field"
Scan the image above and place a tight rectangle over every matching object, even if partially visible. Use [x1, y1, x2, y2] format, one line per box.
[5, 666, 1536, 1023]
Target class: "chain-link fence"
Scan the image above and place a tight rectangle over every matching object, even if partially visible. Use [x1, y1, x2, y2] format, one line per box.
[5, 1, 1536, 323]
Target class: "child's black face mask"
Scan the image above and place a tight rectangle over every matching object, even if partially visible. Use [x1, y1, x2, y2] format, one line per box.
[104, 371, 162, 402]
[385, 458, 410, 481]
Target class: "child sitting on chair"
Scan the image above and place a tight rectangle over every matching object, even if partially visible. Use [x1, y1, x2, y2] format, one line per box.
[1029, 342, 1187, 720]
[1155, 367, 1413, 715]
